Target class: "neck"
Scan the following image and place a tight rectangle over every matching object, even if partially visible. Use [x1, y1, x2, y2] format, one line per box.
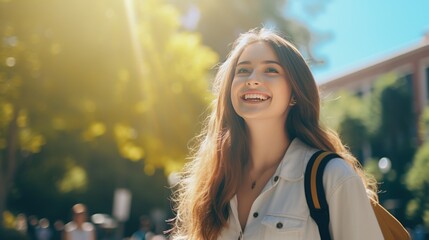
[245, 118, 291, 173]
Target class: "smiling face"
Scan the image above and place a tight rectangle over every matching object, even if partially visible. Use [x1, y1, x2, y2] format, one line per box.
[230, 41, 292, 122]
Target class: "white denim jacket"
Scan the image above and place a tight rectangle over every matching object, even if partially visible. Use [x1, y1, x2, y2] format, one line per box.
[218, 138, 384, 240]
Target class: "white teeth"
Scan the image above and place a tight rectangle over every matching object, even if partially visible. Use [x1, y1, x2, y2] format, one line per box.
[244, 94, 268, 101]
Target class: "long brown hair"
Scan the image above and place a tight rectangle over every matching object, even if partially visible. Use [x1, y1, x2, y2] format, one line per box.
[171, 28, 377, 240]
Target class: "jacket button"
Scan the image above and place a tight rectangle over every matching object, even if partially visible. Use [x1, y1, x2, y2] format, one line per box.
[274, 176, 279, 182]
[276, 222, 283, 229]
[253, 212, 259, 218]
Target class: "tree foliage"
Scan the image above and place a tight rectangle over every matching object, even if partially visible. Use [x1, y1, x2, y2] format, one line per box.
[321, 90, 369, 160]
[0, 0, 217, 231]
[406, 106, 429, 227]
[170, 0, 330, 62]
[321, 73, 416, 225]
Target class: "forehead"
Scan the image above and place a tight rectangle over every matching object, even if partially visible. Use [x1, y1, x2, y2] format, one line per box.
[237, 41, 279, 63]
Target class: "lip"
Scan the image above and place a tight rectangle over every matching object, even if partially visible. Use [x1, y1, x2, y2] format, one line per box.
[240, 90, 271, 102]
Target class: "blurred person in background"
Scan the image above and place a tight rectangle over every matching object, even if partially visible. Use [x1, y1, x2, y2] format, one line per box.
[64, 203, 96, 240]
[150, 235, 166, 240]
[15, 213, 28, 235]
[27, 215, 39, 240]
[52, 220, 64, 240]
[35, 218, 52, 240]
[131, 215, 154, 240]
[170, 28, 384, 239]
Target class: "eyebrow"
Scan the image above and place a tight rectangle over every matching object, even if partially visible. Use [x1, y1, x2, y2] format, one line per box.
[236, 60, 281, 66]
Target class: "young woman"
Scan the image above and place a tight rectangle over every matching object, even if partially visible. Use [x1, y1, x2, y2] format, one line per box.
[171, 28, 383, 240]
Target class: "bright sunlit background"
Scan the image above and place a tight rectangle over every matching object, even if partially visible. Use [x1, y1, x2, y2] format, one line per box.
[1, 0, 429, 239]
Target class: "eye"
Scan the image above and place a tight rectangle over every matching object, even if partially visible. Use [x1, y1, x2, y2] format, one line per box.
[236, 67, 250, 74]
[266, 67, 279, 73]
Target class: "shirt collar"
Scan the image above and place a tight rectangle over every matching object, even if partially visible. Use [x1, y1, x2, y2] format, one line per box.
[276, 138, 316, 181]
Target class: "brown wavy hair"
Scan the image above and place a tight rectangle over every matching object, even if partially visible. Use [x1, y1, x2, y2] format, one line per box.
[170, 28, 377, 240]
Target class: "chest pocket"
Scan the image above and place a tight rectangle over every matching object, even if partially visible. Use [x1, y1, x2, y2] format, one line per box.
[262, 214, 305, 240]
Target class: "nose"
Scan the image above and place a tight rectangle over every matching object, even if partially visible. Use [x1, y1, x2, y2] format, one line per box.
[246, 72, 261, 87]
[246, 80, 259, 87]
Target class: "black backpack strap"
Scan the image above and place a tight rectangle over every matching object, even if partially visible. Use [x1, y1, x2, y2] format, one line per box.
[304, 150, 341, 240]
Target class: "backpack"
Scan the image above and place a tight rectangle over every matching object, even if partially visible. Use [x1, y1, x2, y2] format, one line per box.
[304, 150, 411, 240]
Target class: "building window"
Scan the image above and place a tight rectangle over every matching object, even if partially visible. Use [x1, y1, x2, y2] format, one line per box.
[403, 73, 413, 94]
[397, 73, 414, 102]
[355, 90, 364, 98]
[397, 73, 417, 144]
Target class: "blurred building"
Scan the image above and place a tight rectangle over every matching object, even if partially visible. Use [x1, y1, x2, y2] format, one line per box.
[319, 33, 429, 141]
[316, 33, 429, 226]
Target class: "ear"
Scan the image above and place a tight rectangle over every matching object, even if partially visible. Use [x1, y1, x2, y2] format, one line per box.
[289, 96, 297, 106]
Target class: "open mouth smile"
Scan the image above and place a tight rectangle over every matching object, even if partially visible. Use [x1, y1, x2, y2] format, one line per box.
[241, 93, 271, 102]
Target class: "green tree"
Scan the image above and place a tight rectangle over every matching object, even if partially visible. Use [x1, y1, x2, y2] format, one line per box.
[370, 74, 416, 222]
[406, 106, 429, 228]
[171, 0, 330, 62]
[321, 73, 416, 224]
[1, 0, 217, 228]
[321, 90, 370, 160]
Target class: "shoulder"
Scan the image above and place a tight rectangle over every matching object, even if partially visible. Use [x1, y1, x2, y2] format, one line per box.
[64, 222, 77, 232]
[322, 156, 365, 200]
[64, 222, 94, 233]
[82, 222, 95, 231]
[324, 156, 358, 180]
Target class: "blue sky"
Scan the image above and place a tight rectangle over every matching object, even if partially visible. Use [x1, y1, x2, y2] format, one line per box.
[287, 0, 429, 83]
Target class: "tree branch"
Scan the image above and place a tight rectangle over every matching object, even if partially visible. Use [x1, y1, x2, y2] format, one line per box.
[5, 106, 19, 190]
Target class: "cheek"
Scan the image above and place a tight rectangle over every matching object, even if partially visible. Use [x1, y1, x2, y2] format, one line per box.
[279, 79, 292, 96]
[273, 82, 292, 105]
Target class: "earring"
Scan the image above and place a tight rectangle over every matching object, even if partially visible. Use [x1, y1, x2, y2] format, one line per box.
[290, 98, 297, 106]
